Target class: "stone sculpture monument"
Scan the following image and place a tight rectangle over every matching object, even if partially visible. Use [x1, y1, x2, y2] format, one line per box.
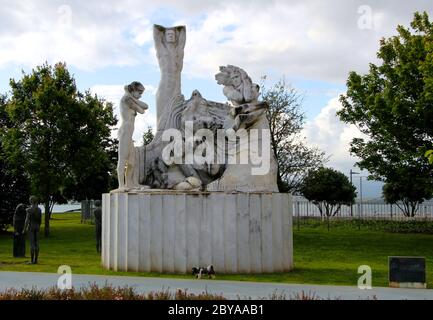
[13, 204, 27, 258]
[115, 81, 149, 191]
[102, 24, 293, 274]
[24, 196, 42, 264]
[154, 25, 186, 131]
[207, 65, 278, 192]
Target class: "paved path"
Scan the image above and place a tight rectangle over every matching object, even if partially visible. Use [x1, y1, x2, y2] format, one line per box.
[0, 271, 432, 300]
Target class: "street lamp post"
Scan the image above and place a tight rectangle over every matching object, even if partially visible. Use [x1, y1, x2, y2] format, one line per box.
[350, 169, 360, 217]
[360, 176, 363, 217]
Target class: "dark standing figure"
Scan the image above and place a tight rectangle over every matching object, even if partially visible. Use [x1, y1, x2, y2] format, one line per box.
[94, 200, 102, 254]
[13, 204, 27, 257]
[24, 196, 42, 264]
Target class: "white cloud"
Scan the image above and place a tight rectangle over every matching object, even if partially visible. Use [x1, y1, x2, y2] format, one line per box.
[0, 1, 152, 70]
[179, 0, 433, 82]
[304, 96, 364, 173]
[303, 95, 383, 200]
[0, 0, 431, 83]
[91, 85, 124, 106]
[303, 96, 385, 198]
[130, 19, 153, 46]
[90, 84, 157, 145]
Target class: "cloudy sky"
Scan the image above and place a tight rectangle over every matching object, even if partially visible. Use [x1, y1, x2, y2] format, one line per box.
[1, 0, 432, 198]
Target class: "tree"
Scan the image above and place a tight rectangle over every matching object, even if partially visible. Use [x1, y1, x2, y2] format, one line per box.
[61, 91, 118, 202]
[143, 127, 155, 146]
[262, 80, 326, 193]
[337, 12, 433, 186]
[382, 167, 433, 217]
[1, 63, 117, 236]
[0, 95, 30, 231]
[300, 167, 357, 218]
[425, 150, 433, 165]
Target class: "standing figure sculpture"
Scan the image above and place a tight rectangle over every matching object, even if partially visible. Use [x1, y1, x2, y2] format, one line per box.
[93, 200, 102, 254]
[154, 24, 186, 130]
[13, 204, 27, 258]
[24, 196, 42, 264]
[116, 81, 149, 191]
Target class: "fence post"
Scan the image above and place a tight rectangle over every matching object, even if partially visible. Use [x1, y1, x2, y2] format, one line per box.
[357, 203, 361, 230]
[305, 202, 308, 225]
[90, 200, 94, 224]
[80, 200, 86, 223]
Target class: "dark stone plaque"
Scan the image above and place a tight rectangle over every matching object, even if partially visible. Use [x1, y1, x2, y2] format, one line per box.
[389, 257, 426, 288]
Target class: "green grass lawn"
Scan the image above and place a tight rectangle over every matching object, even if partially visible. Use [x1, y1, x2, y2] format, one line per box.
[0, 213, 432, 288]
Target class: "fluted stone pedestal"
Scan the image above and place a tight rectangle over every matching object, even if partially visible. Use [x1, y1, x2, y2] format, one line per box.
[102, 191, 293, 274]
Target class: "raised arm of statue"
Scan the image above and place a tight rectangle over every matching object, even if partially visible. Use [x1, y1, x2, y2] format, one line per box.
[125, 97, 144, 114]
[154, 24, 186, 130]
[176, 26, 186, 51]
[123, 94, 148, 114]
[154, 24, 186, 56]
[154, 24, 166, 52]
[133, 98, 149, 112]
[154, 24, 166, 33]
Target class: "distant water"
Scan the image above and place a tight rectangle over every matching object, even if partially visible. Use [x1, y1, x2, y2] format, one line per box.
[38, 204, 81, 213]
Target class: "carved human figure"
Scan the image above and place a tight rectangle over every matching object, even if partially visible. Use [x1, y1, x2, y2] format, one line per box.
[13, 203, 27, 258]
[93, 200, 102, 254]
[153, 24, 186, 130]
[24, 196, 42, 264]
[117, 82, 149, 191]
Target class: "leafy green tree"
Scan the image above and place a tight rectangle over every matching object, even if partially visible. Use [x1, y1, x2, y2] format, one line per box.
[383, 167, 433, 217]
[300, 167, 357, 218]
[337, 12, 433, 186]
[0, 95, 30, 231]
[1, 63, 117, 236]
[425, 150, 433, 165]
[143, 127, 155, 146]
[262, 80, 326, 193]
[61, 91, 118, 202]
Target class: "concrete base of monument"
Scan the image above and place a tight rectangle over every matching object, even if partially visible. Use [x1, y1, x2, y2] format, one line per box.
[101, 191, 293, 274]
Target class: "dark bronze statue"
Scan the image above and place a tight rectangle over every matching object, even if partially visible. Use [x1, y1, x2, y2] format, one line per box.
[94, 200, 102, 253]
[13, 204, 27, 257]
[24, 196, 42, 264]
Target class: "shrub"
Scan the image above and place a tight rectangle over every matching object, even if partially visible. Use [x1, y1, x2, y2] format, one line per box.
[0, 284, 227, 301]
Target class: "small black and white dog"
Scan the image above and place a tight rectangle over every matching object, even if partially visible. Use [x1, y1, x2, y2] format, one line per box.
[192, 265, 216, 279]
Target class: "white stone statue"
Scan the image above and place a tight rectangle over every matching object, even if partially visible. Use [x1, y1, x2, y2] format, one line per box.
[154, 24, 186, 131]
[215, 65, 260, 106]
[138, 27, 278, 193]
[207, 66, 279, 193]
[115, 82, 149, 192]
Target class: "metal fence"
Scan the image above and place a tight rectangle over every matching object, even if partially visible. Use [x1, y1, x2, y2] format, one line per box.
[293, 201, 433, 221]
